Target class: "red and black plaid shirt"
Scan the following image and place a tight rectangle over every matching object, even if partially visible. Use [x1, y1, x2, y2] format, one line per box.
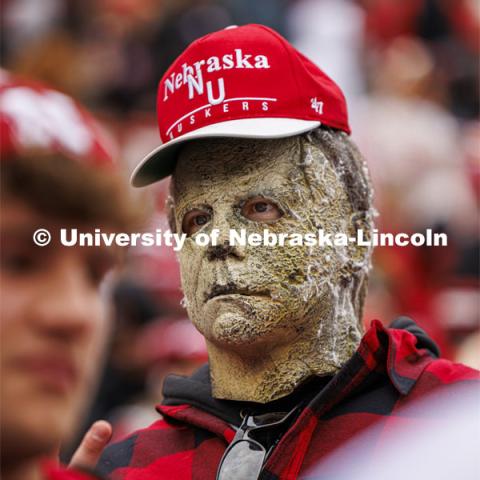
[97, 319, 479, 479]
[42, 461, 101, 480]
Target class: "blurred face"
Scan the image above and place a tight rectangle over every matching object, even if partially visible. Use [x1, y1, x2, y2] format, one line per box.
[172, 138, 361, 362]
[0, 200, 115, 463]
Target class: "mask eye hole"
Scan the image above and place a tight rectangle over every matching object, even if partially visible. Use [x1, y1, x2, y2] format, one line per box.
[182, 209, 211, 236]
[241, 197, 283, 223]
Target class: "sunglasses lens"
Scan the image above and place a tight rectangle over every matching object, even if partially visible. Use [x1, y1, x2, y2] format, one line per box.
[217, 439, 266, 480]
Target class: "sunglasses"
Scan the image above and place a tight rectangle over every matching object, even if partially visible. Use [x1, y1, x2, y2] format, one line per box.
[216, 406, 301, 480]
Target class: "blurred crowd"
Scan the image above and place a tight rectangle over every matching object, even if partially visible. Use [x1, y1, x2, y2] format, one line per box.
[1, 0, 478, 460]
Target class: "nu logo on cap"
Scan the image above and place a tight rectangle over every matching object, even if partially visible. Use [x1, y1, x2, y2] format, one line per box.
[163, 49, 270, 105]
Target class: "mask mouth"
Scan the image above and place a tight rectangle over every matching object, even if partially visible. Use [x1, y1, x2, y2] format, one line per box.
[205, 282, 271, 303]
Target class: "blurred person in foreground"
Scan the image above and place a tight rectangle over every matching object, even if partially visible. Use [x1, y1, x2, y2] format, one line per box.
[0, 72, 141, 479]
[98, 26, 479, 479]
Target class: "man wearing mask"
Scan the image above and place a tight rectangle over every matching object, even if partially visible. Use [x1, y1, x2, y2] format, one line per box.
[97, 25, 478, 480]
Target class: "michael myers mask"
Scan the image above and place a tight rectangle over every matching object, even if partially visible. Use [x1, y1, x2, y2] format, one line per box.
[169, 128, 374, 402]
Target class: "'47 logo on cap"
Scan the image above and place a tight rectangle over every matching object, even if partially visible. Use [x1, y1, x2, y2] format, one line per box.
[310, 98, 324, 115]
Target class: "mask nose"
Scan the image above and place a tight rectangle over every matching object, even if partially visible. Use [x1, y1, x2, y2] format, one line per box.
[206, 240, 245, 261]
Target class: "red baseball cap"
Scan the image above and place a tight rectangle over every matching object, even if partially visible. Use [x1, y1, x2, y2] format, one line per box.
[0, 70, 116, 167]
[131, 24, 350, 187]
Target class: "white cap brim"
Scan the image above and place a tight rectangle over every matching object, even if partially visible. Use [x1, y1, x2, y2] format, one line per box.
[130, 117, 320, 187]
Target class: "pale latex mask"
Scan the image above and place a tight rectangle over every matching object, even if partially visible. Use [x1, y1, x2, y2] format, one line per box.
[169, 129, 374, 403]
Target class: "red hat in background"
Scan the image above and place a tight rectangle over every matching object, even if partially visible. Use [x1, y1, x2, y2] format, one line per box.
[0, 70, 116, 167]
[131, 24, 350, 186]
